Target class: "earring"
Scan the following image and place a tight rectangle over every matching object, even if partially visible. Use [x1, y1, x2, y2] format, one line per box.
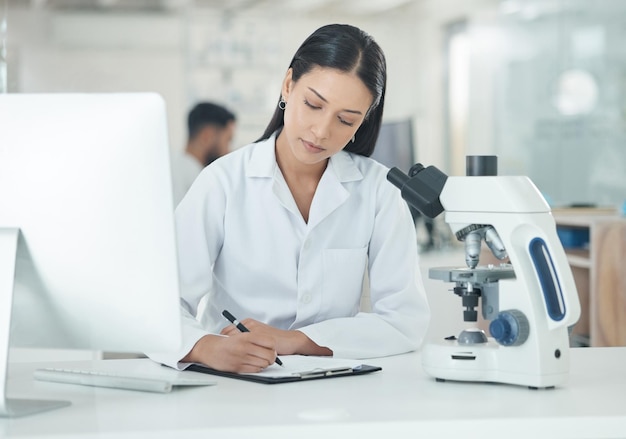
[278, 97, 286, 110]
[351, 135, 355, 143]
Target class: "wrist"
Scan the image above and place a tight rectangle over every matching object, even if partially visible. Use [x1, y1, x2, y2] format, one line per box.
[181, 334, 221, 364]
[291, 330, 332, 356]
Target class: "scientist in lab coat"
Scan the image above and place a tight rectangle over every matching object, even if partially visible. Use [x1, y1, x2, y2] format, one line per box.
[150, 23, 430, 373]
[170, 102, 236, 206]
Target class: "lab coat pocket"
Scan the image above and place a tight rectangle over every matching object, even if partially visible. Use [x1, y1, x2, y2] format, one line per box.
[322, 247, 368, 318]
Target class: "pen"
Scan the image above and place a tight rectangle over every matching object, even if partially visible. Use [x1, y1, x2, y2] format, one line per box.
[221, 309, 284, 367]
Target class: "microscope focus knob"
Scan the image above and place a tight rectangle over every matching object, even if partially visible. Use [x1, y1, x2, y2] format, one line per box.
[489, 310, 530, 346]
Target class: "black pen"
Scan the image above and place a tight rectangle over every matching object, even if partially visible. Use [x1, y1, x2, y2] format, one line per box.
[221, 309, 284, 367]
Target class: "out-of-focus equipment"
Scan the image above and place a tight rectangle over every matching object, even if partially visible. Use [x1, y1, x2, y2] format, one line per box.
[387, 156, 581, 389]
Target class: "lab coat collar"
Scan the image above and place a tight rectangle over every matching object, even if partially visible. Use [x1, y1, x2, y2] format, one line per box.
[246, 136, 277, 178]
[246, 133, 364, 228]
[245, 133, 364, 183]
[328, 149, 363, 183]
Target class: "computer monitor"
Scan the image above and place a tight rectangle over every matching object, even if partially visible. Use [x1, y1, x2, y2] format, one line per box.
[0, 93, 182, 417]
[372, 118, 422, 222]
[371, 118, 416, 173]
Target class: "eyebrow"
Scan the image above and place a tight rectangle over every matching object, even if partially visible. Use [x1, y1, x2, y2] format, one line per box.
[307, 87, 364, 115]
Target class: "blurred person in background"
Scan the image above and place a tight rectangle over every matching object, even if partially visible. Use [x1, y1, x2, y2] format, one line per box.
[171, 102, 236, 205]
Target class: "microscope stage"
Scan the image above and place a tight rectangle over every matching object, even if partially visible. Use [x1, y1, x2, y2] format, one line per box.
[429, 265, 516, 284]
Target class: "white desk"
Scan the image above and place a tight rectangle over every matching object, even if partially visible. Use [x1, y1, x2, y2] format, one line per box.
[1, 347, 625, 438]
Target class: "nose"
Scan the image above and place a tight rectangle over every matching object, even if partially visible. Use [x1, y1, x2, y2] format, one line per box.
[310, 112, 332, 142]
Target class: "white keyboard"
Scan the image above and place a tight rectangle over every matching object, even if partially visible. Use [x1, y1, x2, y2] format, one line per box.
[34, 368, 217, 393]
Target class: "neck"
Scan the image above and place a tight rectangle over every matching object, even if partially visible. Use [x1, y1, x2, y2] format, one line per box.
[274, 132, 328, 223]
[275, 132, 327, 182]
[185, 140, 206, 166]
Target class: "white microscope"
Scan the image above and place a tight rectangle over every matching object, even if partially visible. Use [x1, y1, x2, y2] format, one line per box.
[388, 156, 581, 389]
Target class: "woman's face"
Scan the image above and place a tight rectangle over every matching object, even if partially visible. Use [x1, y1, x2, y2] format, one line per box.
[280, 66, 373, 166]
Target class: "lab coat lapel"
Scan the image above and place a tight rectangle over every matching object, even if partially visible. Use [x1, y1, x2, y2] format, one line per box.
[246, 138, 364, 226]
[246, 136, 302, 218]
[272, 168, 301, 218]
[307, 151, 362, 230]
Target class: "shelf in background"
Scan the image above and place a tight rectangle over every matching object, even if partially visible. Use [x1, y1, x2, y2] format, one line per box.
[556, 214, 626, 347]
[564, 249, 591, 268]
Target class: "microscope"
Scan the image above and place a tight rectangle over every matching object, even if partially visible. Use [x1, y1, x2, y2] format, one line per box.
[388, 156, 581, 388]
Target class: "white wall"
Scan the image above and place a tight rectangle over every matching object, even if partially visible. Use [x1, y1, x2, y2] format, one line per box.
[7, 9, 188, 151]
[6, 1, 499, 165]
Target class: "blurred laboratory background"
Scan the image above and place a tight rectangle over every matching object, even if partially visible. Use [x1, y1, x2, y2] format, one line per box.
[2, 0, 626, 354]
[3, 0, 626, 209]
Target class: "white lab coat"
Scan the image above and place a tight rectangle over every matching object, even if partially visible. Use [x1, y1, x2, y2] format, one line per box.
[150, 134, 430, 369]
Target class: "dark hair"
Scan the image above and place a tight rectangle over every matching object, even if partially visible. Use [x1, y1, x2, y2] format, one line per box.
[187, 102, 236, 141]
[257, 24, 386, 157]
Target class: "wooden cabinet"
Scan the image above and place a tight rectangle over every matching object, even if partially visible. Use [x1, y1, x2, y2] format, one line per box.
[552, 210, 626, 347]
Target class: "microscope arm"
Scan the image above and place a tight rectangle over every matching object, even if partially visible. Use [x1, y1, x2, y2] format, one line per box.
[443, 177, 581, 332]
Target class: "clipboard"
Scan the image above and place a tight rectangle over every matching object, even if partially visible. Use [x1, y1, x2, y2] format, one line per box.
[186, 360, 382, 384]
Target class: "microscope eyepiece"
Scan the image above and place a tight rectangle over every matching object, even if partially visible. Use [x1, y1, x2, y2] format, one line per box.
[387, 167, 409, 190]
[409, 163, 425, 177]
[386, 164, 447, 219]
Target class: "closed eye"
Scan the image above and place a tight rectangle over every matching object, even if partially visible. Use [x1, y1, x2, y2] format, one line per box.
[304, 99, 320, 110]
[305, 98, 355, 126]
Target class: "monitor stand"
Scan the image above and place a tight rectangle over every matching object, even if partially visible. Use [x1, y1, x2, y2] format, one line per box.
[0, 228, 71, 418]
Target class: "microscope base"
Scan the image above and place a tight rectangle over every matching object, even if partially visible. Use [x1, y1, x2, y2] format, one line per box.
[421, 339, 569, 389]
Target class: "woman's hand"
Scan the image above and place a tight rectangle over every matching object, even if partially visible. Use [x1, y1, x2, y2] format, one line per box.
[220, 319, 332, 357]
[181, 333, 278, 373]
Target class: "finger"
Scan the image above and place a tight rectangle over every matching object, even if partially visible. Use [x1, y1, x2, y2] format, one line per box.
[235, 363, 266, 374]
[243, 346, 276, 370]
[240, 318, 259, 329]
[237, 333, 277, 366]
[220, 324, 237, 336]
[245, 332, 277, 350]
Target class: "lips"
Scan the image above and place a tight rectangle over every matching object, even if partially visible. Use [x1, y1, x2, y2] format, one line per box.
[302, 139, 325, 153]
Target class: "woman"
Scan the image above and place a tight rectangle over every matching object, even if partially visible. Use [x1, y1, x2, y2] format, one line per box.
[153, 24, 430, 373]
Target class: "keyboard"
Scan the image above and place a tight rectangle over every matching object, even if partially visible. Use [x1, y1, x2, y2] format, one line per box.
[34, 367, 217, 393]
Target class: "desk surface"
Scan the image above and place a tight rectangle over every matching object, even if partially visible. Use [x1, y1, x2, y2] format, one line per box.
[2, 347, 626, 438]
